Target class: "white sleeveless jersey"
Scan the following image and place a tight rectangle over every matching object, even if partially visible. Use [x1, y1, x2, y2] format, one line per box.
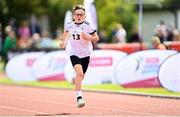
[65, 21, 96, 58]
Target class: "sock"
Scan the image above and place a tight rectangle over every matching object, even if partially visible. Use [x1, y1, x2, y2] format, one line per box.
[76, 90, 82, 98]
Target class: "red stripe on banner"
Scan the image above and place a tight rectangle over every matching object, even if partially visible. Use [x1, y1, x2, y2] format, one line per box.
[121, 77, 161, 88]
[38, 73, 65, 81]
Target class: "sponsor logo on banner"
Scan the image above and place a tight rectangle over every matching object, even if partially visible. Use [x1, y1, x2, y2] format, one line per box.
[90, 57, 113, 67]
[26, 58, 36, 67]
[159, 53, 180, 92]
[141, 57, 160, 75]
[115, 50, 177, 88]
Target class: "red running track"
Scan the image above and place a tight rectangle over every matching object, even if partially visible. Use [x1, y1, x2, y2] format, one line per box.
[0, 84, 180, 116]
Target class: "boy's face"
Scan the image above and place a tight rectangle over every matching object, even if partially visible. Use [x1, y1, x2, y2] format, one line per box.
[73, 9, 85, 23]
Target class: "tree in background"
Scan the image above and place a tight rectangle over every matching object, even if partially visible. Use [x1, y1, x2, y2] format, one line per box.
[95, 0, 138, 43]
[1, 0, 177, 43]
[0, 0, 47, 26]
[0, 0, 83, 36]
[47, 0, 83, 32]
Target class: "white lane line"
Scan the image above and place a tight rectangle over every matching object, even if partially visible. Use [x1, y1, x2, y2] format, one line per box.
[0, 105, 49, 115]
[87, 105, 155, 116]
[1, 95, 155, 116]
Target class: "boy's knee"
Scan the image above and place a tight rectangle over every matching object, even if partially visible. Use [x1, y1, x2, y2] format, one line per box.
[76, 72, 83, 78]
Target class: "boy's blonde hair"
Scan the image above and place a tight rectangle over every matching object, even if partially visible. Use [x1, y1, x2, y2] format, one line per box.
[72, 5, 85, 13]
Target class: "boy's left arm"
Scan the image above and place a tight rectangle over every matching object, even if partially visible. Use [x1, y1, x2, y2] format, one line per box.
[81, 32, 99, 42]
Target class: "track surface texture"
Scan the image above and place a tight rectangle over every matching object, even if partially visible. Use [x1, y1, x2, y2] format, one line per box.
[0, 84, 180, 116]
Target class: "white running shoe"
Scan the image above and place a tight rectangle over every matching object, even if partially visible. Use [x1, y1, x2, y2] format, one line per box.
[77, 97, 85, 108]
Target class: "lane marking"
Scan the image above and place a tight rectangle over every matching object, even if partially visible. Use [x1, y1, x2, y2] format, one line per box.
[1, 95, 157, 116]
[0, 105, 49, 115]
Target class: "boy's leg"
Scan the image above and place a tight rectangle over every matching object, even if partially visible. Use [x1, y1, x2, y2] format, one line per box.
[73, 64, 84, 91]
[73, 64, 85, 107]
[70, 55, 90, 107]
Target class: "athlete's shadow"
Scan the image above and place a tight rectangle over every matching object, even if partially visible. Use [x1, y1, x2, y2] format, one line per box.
[35, 112, 80, 116]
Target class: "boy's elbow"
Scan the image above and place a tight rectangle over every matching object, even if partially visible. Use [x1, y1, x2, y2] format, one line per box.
[96, 36, 100, 42]
[94, 36, 99, 42]
[92, 33, 99, 42]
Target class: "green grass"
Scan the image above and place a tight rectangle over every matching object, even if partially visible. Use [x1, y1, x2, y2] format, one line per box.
[0, 77, 73, 89]
[1, 77, 180, 97]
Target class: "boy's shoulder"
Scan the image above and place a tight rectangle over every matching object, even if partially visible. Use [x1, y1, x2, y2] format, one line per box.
[84, 21, 90, 25]
[66, 21, 74, 26]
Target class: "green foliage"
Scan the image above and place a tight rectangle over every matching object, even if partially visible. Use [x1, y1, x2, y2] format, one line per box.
[46, 0, 73, 31]
[95, 0, 138, 42]
[1, 0, 180, 38]
[0, 0, 83, 32]
[0, 0, 49, 31]
[0, 0, 137, 40]
[46, 0, 83, 31]
[164, 0, 180, 4]
[2, 0, 47, 19]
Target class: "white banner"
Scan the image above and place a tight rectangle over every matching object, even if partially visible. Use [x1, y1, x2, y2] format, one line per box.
[5, 52, 44, 82]
[159, 53, 180, 92]
[84, 0, 98, 30]
[115, 50, 177, 88]
[32, 51, 69, 81]
[64, 10, 72, 29]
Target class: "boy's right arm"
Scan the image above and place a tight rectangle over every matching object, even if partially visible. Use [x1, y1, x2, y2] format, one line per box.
[60, 31, 69, 48]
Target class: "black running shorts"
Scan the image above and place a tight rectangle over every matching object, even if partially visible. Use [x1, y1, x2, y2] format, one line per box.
[70, 55, 90, 73]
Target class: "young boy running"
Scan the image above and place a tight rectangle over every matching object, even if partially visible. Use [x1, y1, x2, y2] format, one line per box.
[60, 5, 99, 108]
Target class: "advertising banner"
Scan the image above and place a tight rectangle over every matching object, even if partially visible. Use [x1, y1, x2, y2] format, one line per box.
[5, 52, 44, 82]
[32, 51, 69, 81]
[64, 50, 127, 85]
[115, 50, 177, 88]
[159, 53, 180, 92]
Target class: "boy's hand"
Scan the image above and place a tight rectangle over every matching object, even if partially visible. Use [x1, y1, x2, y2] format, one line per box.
[59, 40, 65, 48]
[80, 32, 91, 41]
